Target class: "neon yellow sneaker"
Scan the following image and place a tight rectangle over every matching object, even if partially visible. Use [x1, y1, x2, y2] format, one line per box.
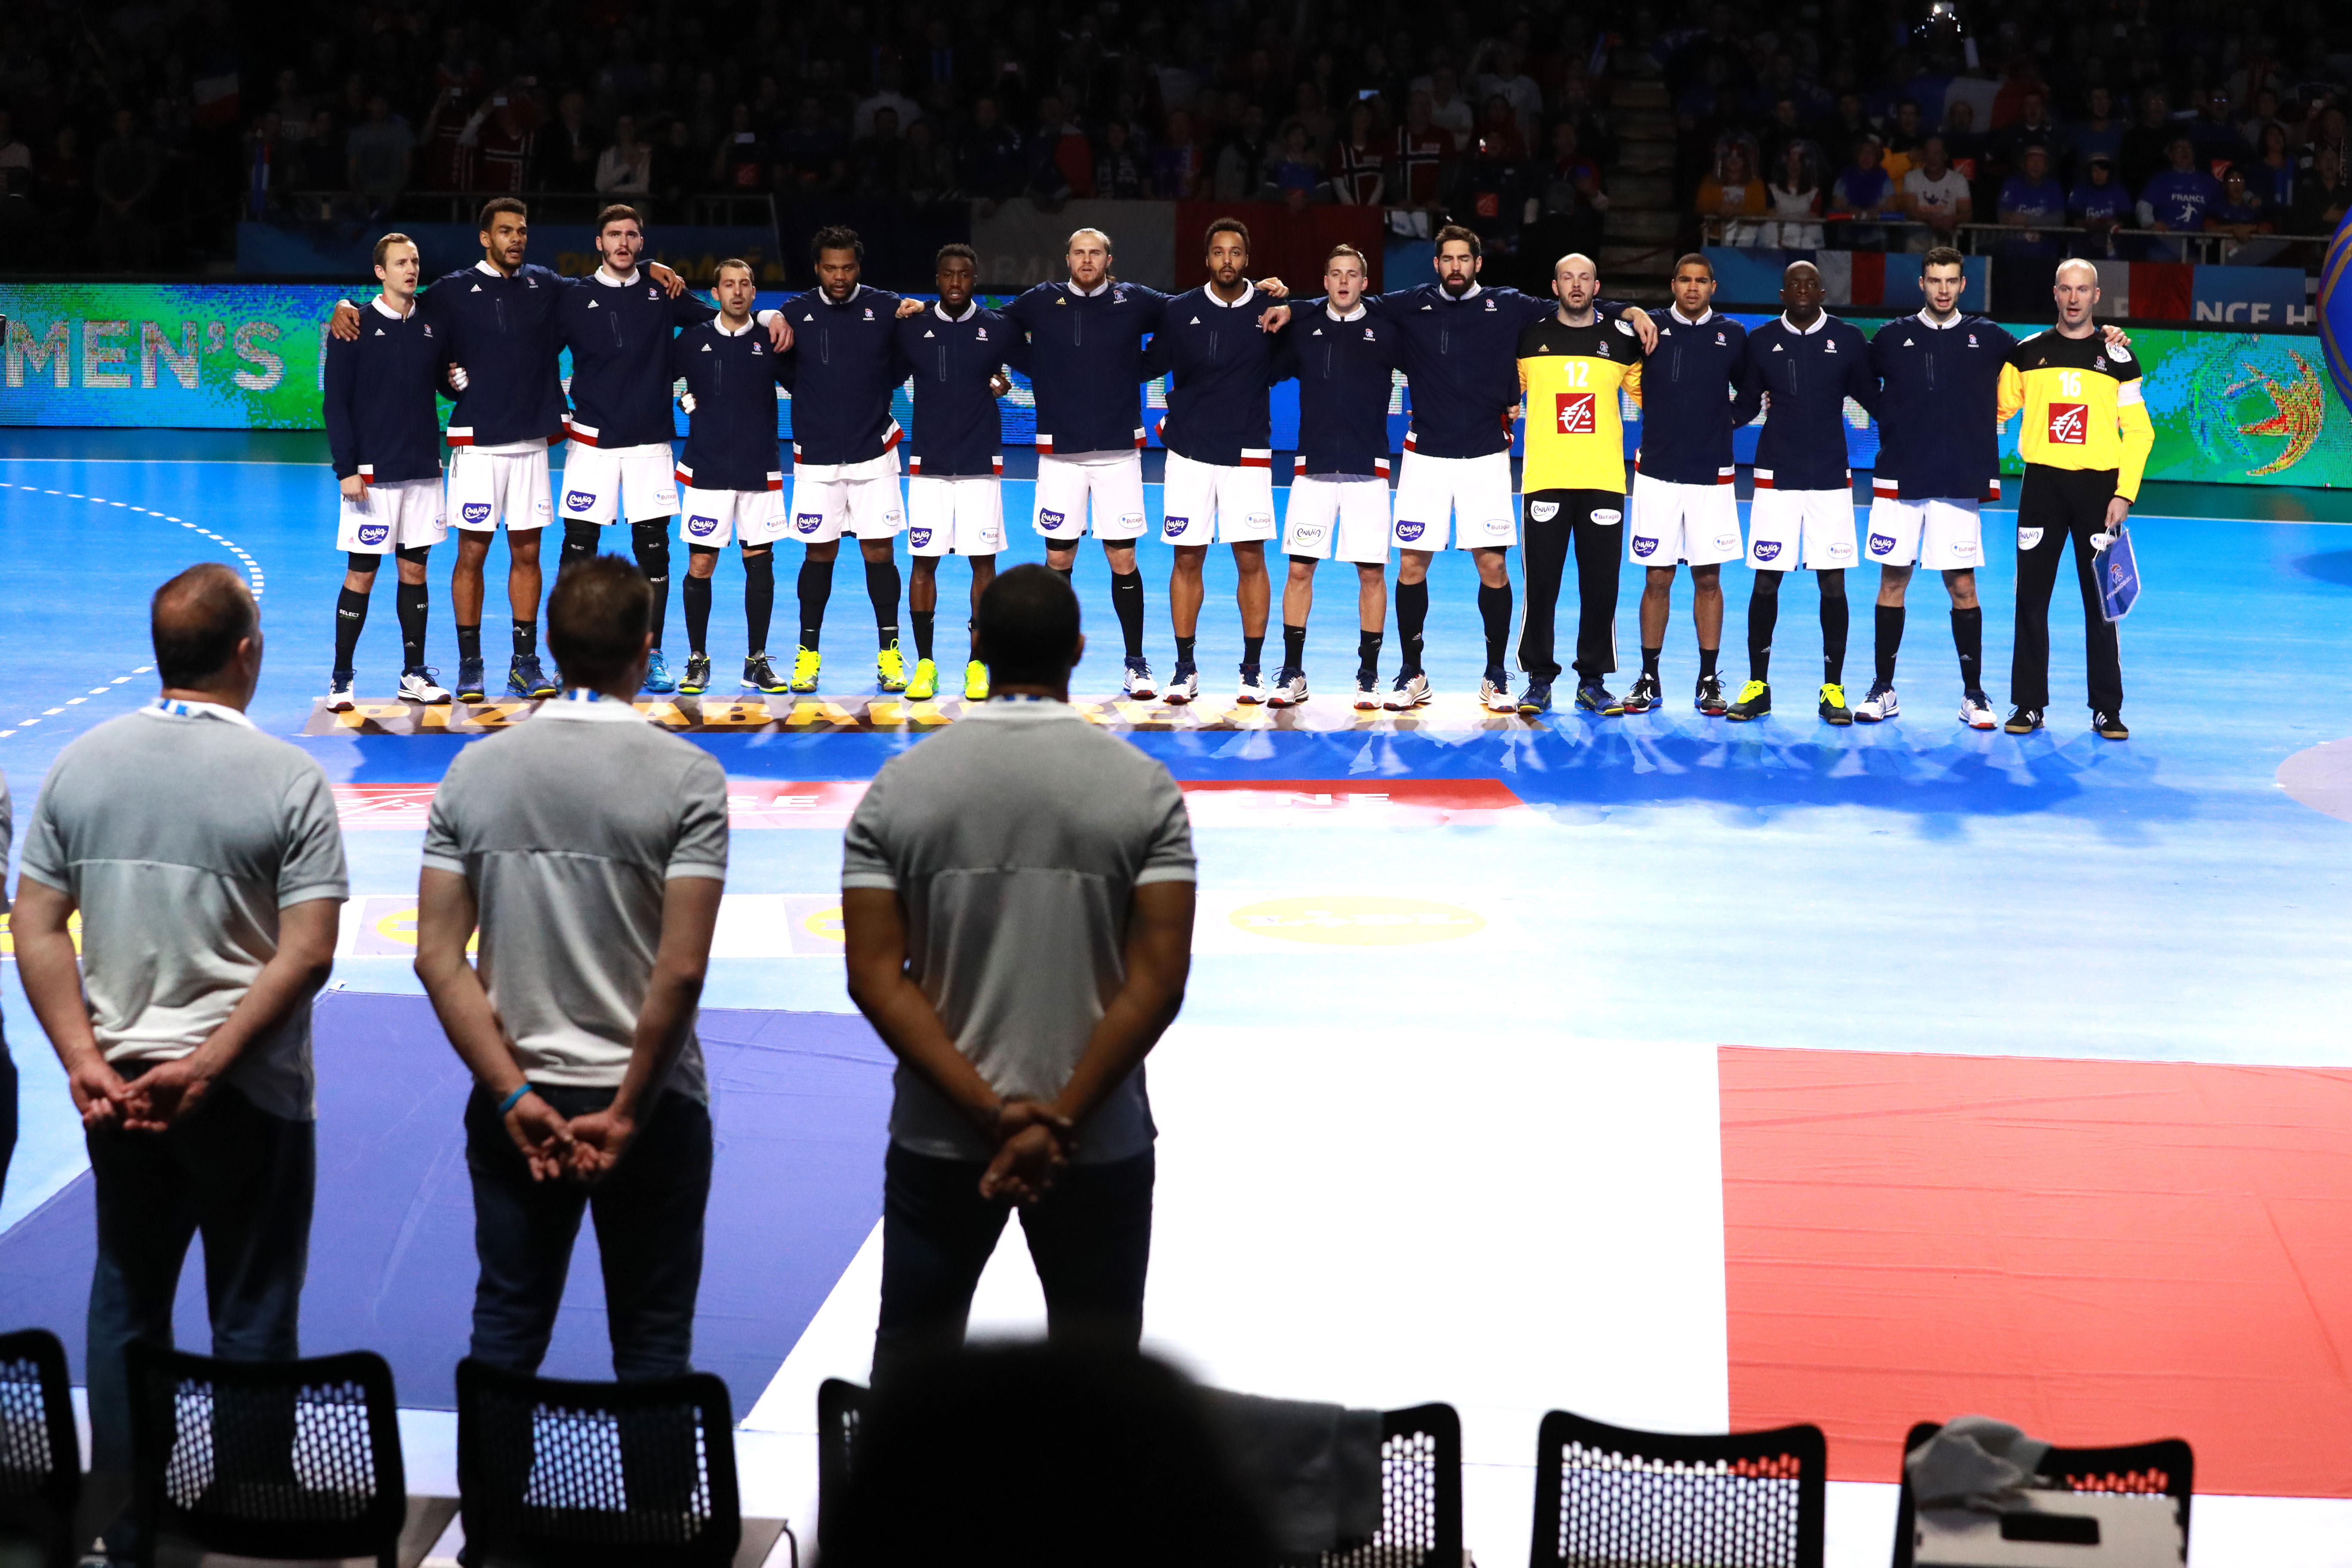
[1726, 679, 1771, 721]
[963, 659, 990, 701]
[876, 642, 908, 692]
[789, 646, 821, 693]
[1817, 682, 1853, 725]
[904, 657, 938, 701]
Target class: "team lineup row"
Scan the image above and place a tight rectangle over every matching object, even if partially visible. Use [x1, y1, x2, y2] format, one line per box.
[321, 197, 2152, 735]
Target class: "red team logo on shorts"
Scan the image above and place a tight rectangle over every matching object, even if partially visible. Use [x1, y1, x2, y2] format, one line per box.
[1555, 392, 1597, 435]
[2048, 402, 2089, 444]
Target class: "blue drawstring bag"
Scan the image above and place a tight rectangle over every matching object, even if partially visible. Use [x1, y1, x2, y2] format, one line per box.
[2096, 522, 2141, 622]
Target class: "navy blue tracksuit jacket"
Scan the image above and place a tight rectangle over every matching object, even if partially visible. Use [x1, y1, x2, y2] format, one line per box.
[1142, 284, 1293, 466]
[1867, 312, 2015, 501]
[1733, 312, 1881, 492]
[1284, 299, 1403, 478]
[417, 260, 573, 447]
[324, 300, 446, 484]
[999, 279, 1170, 454]
[894, 302, 1026, 478]
[1633, 307, 1750, 487]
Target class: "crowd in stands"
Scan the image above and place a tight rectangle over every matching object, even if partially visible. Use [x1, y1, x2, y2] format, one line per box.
[1672, 0, 2352, 267]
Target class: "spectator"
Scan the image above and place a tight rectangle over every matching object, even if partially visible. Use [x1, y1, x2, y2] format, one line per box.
[1475, 94, 1528, 162]
[2119, 89, 2174, 193]
[2207, 164, 2281, 261]
[533, 89, 598, 194]
[1881, 98, 1926, 184]
[1284, 82, 1337, 153]
[1427, 64, 1474, 141]
[1697, 143, 1767, 246]
[1214, 102, 1273, 202]
[1477, 44, 1544, 147]
[2238, 88, 2286, 156]
[2303, 107, 2350, 183]
[294, 107, 342, 207]
[1763, 139, 1824, 248]
[39, 127, 95, 250]
[1030, 94, 1095, 202]
[1269, 122, 1323, 209]
[1393, 90, 1457, 219]
[855, 67, 922, 140]
[1526, 120, 1607, 260]
[1938, 98, 1985, 179]
[1329, 101, 1385, 205]
[2189, 87, 2249, 166]
[851, 106, 913, 199]
[346, 94, 414, 216]
[465, 93, 539, 196]
[903, 119, 959, 202]
[777, 98, 848, 196]
[1995, 90, 2064, 173]
[648, 119, 701, 219]
[1831, 135, 1896, 248]
[962, 97, 1029, 205]
[0, 109, 32, 193]
[2069, 87, 2126, 179]
[595, 116, 652, 196]
[1997, 144, 2067, 257]
[241, 110, 291, 218]
[2139, 134, 2224, 257]
[2069, 156, 2133, 256]
[2253, 122, 2298, 211]
[2289, 145, 2349, 241]
[1901, 135, 1972, 250]
[712, 102, 767, 193]
[1759, 96, 1811, 182]
[93, 108, 162, 269]
[1152, 108, 1205, 199]
[1094, 119, 1148, 199]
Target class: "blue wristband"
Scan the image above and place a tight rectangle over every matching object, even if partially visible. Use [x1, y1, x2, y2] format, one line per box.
[497, 1084, 533, 1116]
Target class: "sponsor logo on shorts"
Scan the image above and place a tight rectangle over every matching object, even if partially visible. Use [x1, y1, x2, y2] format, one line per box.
[687, 514, 720, 537]
[1247, 513, 1273, 530]
[1484, 518, 1512, 536]
[910, 527, 933, 548]
[565, 490, 595, 511]
[1952, 541, 1979, 562]
[1716, 534, 1740, 551]
[1292, 524, 1326, 545]
[461, 502, 493, 524]
[1529, 500, 1560, 522]
[1753, 540, 1783, 563]
[2048, 402, 2089, 444]
[980, 529, 1002, 547]
[1868, 532, 1898, 556]
[1631, 534, 1660, 558]
[2017, 527, 2045, 549]
[1554, 392, 1597, 435]
[1039, 508, 1066, 530]
[1119, 513, 1145, 528]
[1164, 515, 1188, 539]
[1826, 541, 1854, 561]
[884, 510, 903, 525]
[796, 512, 824, 534]
[357, 523, 389, 546]
[1592, 509, 1621, 524]
[1396, 520, 1427, 542]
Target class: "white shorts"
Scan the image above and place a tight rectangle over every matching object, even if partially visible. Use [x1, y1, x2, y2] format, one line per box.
[337, 478, 447, 553]
[1034, 450, 1148, 542]
[1747, 482, 1859, 570]
[1629, 473, 1743, 567]
[558, 438, 678, 525]
[1390, 449, 1515, 551]
[788, 450, 905, 545]
[679, 487, 787, 549]
[1160, 451, 1277, 546]
[1865, 495, 1985, 570]
[1282, 474, 1392, 564]
[907, 475, 1006, 557]
[446, 444, 554, 532]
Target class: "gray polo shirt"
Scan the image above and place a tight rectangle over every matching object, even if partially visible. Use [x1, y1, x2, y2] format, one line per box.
[422, 692, 729, 1101]
[841, 697, 1196, 1164]
[17, 699, 349, 1121]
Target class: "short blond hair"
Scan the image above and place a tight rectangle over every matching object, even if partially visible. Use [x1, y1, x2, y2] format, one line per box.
[1067, 227, 1113, 254]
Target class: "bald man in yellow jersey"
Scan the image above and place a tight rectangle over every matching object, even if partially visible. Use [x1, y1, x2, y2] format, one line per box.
[1513, 252, 1644, 715]
[1995, 258, 2153, 740]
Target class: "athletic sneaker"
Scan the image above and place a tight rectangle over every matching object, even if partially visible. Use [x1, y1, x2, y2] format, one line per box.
[876, 642, 908, 692]
[508, 654, 557, 700]
[455, 657, 486, 704]
[964, 660, 991, 701]
[1694, 674, 1728, 716]
[1268, 667, 1309, 707]
[399, 668, 451, 704]
[743, 653, 788, 693]
[1623, 672, 1662, 714]
[1122, 656, 1158, 700]
[1164, 663, 1201, 704]
[2093, 708, 2130, 741]
[679, 654, 712, 695]
[1236, 666, 1269, 704]
[790, 647, 821, 693]
[904, 657, 939, 701]
[1569, 680, 1614, 715]
[1521, 681, 1557, 715]
[642, 649, 677, 695]
[1479, 668, 1515, 713]
[1354, 674, 1382, 710]
[1958, 691, 1997, 730]
[1853, 680, 1899, 722]
[2003, 705, 2044, 734]
[1385, 670, 1433, 710]
[1726, 679, 1771, 721]
[326, 674, 356, 712]
[1818, 683, 1853, 726]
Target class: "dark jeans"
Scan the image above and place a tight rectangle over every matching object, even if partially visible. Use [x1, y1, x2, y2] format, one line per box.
[873, 1142, 1154, 1385]
[1519, 487, 1626, 681]
[86, 1084, 314, 1557]
[464, 1084, 711, 1380]
[2011, 465, 2124, 714]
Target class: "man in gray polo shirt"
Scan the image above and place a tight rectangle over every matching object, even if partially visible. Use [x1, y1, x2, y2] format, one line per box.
[13, 564, 344, 1562]
[415, 556, 727, 1382]
[843, 564, 1196, 1382]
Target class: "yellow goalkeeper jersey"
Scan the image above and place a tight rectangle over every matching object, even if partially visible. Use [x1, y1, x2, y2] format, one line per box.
[1997, 328, 2155, 501]
[1517, 314, 1643, 493]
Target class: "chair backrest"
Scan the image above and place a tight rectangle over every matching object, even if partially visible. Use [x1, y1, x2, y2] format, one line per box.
[0, 1329, 81, 1568]
[1892, 1421, 2193, 1568]
[1531, 1409, 1827, 1568]
[455, 1357, 741, 1568]
[125, 1339, 407, 1567]
[814, 1378, 864, 1561]
[1318, 1403, 1463, 1568]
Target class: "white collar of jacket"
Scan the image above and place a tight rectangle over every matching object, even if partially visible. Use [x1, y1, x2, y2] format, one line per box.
[142, 696, 256, 729]
[715, 315, 757, 337]
[934, 299, 978, 322]
[1670, 305, 1717, 325]
[1204, 281, 1257, 308]
[1325, 302, 1368, 322]
[1916, 308, 1965, 330]
[474, 259, 512, 278]
[370, 296, 412, 321]
[967, 694, 1086, 720]
[593, 266, 641, 288]
[1780, 311, 1831, 335]
[1439, 281, 1484, 302]
[817, 282, 868, 307]
[534, 689, 653, 722]
[1066, 278, 1111, 297]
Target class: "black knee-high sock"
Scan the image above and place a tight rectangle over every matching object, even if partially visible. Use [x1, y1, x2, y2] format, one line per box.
[1874, 604, 1905, 684]
[683, 573, 713, 655]
[744, 550, 776, 653]
[1747, 572, 1781, 681]
[1819, 574, 1848, 686]
[1396, 580, 1428, 672]
[560, 520, 598, 567]
[634, 521, 671, 646]
[1241, 634, 1265, 670]
[456, 622, 482, 665]
[912, 609, 935, 661]
[1052, 565, 1074, 585]
[396, 581, 428, 669]
[1282, 624, 1307, 670]
[1110, 569, 1146, 658]
[1951, 605, 1983, 691]
[511, 618, 536, 660]
[797, 555, 833, 651]
[1476, 582, 1512, 671]
[865, 557, 902, 649]
[333, 585, 370, 677]
[1356, 629, 1382, 677]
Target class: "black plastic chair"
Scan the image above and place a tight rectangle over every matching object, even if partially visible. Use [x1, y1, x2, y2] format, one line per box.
[1316, 1403, 1463, 1568]
[1891, 1420, 2193, 1568]
[0, 1329, 82, 1568]
[456, 1357, 741, 1568]
[1531, 1409, 1827, 1568]
[814, 1378, 864, 1561]
[125, 1339, 407, 1568]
